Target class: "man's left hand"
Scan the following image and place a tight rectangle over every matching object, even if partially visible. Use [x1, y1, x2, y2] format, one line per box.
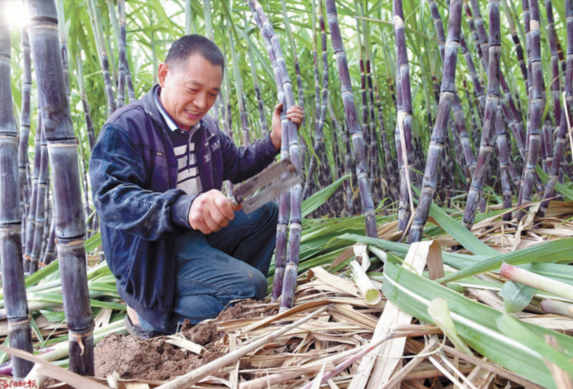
[270, 103, 304, 150]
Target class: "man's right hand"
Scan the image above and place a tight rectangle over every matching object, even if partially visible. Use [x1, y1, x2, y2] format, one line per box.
[188, 189, 235, 234]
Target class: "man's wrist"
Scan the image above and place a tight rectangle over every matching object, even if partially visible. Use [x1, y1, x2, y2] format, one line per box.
[270, 130, 281, 150]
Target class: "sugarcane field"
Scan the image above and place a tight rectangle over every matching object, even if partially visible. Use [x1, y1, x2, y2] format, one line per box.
[3, 0, 573, 387]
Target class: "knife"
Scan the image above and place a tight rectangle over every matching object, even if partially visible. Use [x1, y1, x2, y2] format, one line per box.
[230, 158, 300, 214]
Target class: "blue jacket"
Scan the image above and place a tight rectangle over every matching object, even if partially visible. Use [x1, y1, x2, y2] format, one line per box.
[89, 85, 278, 330]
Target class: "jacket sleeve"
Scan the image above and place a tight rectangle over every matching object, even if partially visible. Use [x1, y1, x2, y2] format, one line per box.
[89, 124, 193, 241]
[220, 128, 279, 184]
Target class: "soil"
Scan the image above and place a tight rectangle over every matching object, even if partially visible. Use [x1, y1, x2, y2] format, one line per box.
[94, 299, 278, 381]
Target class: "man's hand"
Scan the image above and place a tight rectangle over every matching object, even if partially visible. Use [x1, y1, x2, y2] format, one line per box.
[188, 189, 235, 234]
[270, 103, 304, 150]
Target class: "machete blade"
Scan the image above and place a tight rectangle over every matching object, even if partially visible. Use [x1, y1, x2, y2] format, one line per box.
[232, 158, 298, 202]
[231, 158, 300, 214]
[241, 172, 301, 214]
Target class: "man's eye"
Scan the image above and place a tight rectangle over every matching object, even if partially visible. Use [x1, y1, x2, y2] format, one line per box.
[188, 88, 198, 93]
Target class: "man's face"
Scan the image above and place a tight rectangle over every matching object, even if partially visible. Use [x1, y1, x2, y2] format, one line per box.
[158, 53, 223, 129]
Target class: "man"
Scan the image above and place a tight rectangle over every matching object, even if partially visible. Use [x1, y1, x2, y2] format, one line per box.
[90, 35, 303, 338]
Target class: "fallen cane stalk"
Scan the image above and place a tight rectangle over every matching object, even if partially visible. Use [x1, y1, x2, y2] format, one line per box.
[300, 325, 440, 389]
[500, 263, 573, 302]
[242, 325, 441, 389]
[541, 300, 573, 318]
[378, 342, 440, 389]
[156, 305, 330, 389]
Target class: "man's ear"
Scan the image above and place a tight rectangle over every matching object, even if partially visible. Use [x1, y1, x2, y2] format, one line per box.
[158, 63, 169, 87]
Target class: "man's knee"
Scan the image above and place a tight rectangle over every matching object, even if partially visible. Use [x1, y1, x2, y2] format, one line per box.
[232, 268, 268, 301]
[260, 201, 279, 227]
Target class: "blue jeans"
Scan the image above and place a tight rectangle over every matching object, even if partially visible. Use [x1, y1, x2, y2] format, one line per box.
[139, 201, 278, 334]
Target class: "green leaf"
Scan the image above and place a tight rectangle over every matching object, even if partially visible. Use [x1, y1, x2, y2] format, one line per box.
[499, 281, 537, 313]
[436, 238, 573, 283]
[497, 313, 573, 376]
[302, 175, 350, 218]
[84, 232, 102, 253]
[412, 186, 499, 257]
[383, 260, 573, 389]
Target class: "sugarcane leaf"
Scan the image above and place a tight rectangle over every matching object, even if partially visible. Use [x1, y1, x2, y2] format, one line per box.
[436, 238, 573, 283]
[0, 337, 9, 365]
[411, 186, 499, 257]
[496, 313, 573, 375]
[383, 260, 571, 389]
[536, 165, 573, 201]
[29, 315, 44, 344]
[24, 260, 60, 288]
[499, 281, 537, 313]
[302, 175, 350, 218]
[427, 298, 473, 355]
[84, 232, 102, 253]
[339, 233, 486, 270]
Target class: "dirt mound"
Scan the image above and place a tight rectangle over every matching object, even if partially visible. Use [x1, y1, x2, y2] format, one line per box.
[95, 299, 276, 381]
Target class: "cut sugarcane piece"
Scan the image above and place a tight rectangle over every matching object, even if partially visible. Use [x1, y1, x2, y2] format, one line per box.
[349, 260, 381, 306]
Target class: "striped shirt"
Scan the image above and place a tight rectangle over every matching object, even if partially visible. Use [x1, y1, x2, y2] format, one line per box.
[154, 90, 203, 196]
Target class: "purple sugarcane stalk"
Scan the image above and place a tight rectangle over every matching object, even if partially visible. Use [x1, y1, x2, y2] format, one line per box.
[517, 0, 544, 220]
[117, 0, 127, 109]
[394, 0, 413, 233]
[26, 0, 94, 375]
[462, 0, 502, 229]
[29, 130, 49, 273]
[23, 112, 42, 272]
[18, 27, 32, 256]
[538, 0, 573, 217]
[494, 105, 513, 221]
[325, 0, 377, 237]
[0, 4, 35, 378]
[302, 14, 329, 201]
[545, 0, 561, 123]
[408, 0, 463, 243]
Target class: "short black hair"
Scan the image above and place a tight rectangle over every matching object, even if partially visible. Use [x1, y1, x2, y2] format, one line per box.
[165, 35, 225, 73]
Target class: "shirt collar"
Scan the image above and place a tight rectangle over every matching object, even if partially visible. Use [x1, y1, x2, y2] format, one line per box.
[154, 86, 201, 133]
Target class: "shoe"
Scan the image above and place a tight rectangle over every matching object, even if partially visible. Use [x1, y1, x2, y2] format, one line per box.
[124, 315, 161, 339]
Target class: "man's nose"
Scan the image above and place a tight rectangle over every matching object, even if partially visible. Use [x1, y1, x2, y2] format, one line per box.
[194, 93, 207, 109]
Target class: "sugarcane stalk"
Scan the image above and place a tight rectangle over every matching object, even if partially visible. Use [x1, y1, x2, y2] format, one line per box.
[408, 0, 463, 243]
[302, 11, 329, 200]
[29, 130, 49, 273]
[470, 0, 490, 72]
[117, 0, 127, 109]
[541, 300, 573, 317]
[494, 105, 513, 220]
[24, 112, 42, 272]
[0, 5, 35, 378]
[394, 1, 415, 233]
[517, 0, 544, 220]
[88, 0, 116, 116]
[42, 217, 57, 266]
[462, 0, 502, 229]
[545, 0, 561, 123]
[538, 0, 573, 217]
[18, 27, 32, 254]
[501, 0, 529, 86]
[325, 0, 377, 237]
[26, 0, 94, 375]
